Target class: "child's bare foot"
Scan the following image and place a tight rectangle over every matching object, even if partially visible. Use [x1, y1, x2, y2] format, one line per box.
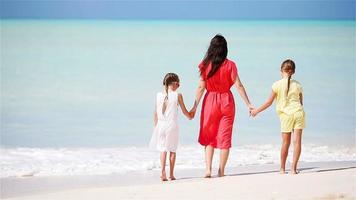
[279, 169, 286, 174]
[290, 170, 299, 174]
[161, 171, 168, 181]
[169, 176, 176, 181]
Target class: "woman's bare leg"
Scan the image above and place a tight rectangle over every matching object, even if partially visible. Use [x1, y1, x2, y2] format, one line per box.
[218, 148, 230, 177]
[205, 145, 214, 178]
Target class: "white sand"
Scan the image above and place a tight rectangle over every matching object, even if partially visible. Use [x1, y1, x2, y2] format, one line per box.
[4, 167, 356, 200]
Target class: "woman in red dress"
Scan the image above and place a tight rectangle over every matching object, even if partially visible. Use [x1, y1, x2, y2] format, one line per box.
[191, 35, 254, 177]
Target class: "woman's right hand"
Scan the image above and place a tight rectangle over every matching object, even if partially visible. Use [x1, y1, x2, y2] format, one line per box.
[189, 108, 197, 119]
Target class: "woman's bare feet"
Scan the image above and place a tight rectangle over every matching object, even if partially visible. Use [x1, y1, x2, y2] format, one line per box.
[290, 169, 299, 174]
[204, 170, 212, 178]
[218, 168, 225, 177]
[279, 169, 286, 174]
[204, 174, 211, 178]
[169, 176, 176, 181]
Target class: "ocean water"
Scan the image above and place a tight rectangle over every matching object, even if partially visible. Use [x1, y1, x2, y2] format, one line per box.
[1, 20, 355, 177]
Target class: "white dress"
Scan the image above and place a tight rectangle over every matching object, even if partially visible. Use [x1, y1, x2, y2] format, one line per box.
[149, 91, 179, 152]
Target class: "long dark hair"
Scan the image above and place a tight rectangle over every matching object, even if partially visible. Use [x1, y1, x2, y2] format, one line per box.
[281, 59, 296, 97]
[200, 34, 228, 79]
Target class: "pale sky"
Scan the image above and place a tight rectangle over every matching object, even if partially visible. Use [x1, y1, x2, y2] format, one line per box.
[0, 0, 355, 20]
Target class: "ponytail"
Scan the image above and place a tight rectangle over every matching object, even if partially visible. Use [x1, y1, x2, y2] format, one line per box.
[281, 59, 296, 98]
[161, 73, 179, 115]
[286, 75, 291, 97]
[162, 83, 168, 114]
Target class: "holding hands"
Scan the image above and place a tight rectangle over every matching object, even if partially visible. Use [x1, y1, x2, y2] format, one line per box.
[250, 108, 258, 117]
[249, 91, 277, 118]
[188, 101, 198, 120]
[248, 104, 259, 117]
[189, 108, 196, 119]
[247, 104, 255, 115]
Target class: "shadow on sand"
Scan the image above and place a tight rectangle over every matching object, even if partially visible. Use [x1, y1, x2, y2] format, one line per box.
[175, 165, 356, 181]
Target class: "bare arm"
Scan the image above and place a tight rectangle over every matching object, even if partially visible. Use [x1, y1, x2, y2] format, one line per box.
[178, 93, 192, 119]
[300, 93, 303, 106]
[190, 79, 206, 116]
[234, 74, 254, 110]
[251, 91, 276, 117]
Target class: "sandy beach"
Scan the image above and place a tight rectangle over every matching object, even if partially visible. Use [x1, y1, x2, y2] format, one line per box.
[1, 2, 355, 200]
[2, 161, 355, 200]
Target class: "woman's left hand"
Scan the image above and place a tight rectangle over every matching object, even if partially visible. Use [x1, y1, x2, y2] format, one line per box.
[248, 104, 255, 112]
[250, 109, 258, 117]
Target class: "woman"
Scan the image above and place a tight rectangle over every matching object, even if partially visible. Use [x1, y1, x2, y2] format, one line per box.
[190, 34, 254, 177]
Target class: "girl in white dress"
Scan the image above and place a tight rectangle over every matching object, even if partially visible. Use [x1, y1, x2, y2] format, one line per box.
[150, 73, 192, 181]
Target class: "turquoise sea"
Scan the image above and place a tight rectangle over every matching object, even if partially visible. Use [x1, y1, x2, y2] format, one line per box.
[1, 20, 355, 148]
[1, 20, 355, 177]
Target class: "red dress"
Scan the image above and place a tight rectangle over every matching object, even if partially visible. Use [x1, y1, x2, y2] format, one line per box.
[198, 59, 237, 149]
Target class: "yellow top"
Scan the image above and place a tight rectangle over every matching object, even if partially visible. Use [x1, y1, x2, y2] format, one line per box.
[272, 78, 304, 115]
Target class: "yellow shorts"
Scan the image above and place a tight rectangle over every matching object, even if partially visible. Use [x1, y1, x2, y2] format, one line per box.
[278, 110, 305, 133]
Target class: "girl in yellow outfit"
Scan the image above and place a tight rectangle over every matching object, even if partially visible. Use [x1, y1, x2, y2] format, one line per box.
[251, 59, 305, 174]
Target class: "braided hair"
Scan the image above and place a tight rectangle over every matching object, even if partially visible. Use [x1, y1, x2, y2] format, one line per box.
[281, 59, 296, 97]
[162, 73, 180, 114]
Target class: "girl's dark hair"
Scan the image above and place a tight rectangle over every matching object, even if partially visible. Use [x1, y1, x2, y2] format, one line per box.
[200, 34, 228, 79]
[281, 59, 296, 97]
[161, 73, 179, 114]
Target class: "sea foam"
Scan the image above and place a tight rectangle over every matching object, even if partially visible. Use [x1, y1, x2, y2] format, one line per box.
[1, 144, 355, 178]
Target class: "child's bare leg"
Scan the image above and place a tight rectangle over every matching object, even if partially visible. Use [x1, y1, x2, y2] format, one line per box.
[169, 152, 176, 180]
[218, 148, 230, 177]
[291, 129, 303, 174]
[160, 152, 168, 181]
[280, 133, 291, 174]
[205, 145, 214, 178]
